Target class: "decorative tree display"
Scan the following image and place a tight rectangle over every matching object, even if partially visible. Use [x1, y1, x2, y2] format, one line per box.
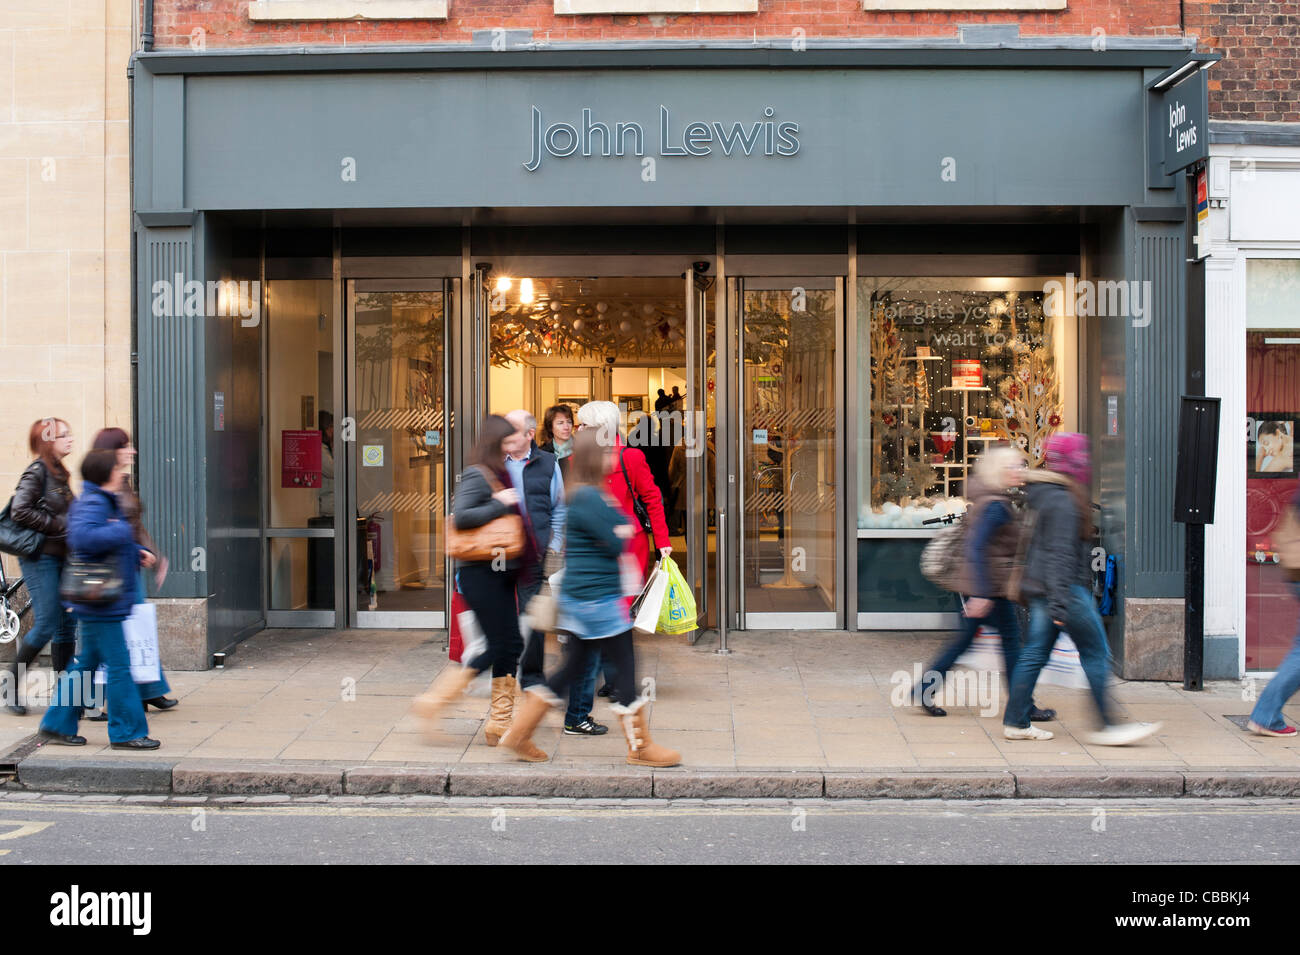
[991, 295, 1062, 465]
[869, 308, 936, 504]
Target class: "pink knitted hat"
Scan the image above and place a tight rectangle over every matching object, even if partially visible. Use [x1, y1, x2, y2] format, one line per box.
[1044, 432, 1091, 486]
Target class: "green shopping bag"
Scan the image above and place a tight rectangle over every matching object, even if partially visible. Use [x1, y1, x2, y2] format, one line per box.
[656, 555, 698, 634]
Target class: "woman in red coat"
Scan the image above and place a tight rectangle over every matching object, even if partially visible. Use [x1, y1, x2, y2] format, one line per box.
[567, 400, 672, 728]
[574, 401, 672, 577]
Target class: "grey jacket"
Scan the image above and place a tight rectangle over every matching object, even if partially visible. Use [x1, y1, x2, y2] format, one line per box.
[451, 465, 520, 571]
[1017, 473, 1093, 622]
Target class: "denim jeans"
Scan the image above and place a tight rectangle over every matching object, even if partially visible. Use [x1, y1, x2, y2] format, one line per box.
[17, 554, 76, 653]
[1250, 582, 1300, 731]
[40, 618, 149, 743]
[1005, 583, 1114, 729]
[919, 597, 1021, 704]
[564, 648, 604, 725]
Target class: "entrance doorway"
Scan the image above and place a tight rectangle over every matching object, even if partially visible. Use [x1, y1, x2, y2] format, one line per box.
[344, 280, 453, 628]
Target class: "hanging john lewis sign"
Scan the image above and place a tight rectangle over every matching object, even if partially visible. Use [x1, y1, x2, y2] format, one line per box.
[1160, 71, 1208, 174]
[525, 105, 800, 172]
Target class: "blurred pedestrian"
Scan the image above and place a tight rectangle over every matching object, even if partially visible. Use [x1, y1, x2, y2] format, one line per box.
[502, 409, 577, 741]
[86, 428, 176, 714]
[568, 400, 671, 719]
[501, 428, 680, 767]
[1002, 433, 1160, 745]
[38, 449, 158, 749]
[6, 418, 76, 716]
[412, 416, 531, 746]
[916, 445, 1055, 721]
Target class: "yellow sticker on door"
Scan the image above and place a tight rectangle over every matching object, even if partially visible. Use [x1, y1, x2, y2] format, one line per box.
[362, 445, 384, 467]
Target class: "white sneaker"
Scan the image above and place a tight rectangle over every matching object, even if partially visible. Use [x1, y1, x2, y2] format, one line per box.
[1086, 722, 1162, 746]
[1004, 725, 1054, 741]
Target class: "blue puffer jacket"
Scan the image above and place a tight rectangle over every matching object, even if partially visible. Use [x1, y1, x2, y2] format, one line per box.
[65, 482, 144, 620]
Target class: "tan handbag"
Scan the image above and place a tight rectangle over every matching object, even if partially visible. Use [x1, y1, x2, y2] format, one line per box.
[446, 466, 527, 562]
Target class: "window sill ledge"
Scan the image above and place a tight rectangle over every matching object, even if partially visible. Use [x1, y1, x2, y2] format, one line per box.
[247, 0, 448, 21]
[862, 0, 1064, 8]
[554, 0, 758, 14]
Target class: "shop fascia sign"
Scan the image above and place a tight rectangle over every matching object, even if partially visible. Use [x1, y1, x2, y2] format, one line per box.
[1149, 56, 1216, 176]
[525, 105, 800, 172]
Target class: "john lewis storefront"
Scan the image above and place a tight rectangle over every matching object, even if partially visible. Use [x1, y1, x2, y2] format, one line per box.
[130, 40, 1199, 669]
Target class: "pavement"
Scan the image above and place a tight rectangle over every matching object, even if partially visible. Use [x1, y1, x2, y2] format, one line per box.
[2, 627, 1299, 799]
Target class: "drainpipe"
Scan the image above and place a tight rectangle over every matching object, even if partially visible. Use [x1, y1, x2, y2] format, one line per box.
[142, 0, 154, 51]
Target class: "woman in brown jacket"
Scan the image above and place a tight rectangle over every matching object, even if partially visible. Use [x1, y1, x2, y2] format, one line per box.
[6, 419, 76, 715]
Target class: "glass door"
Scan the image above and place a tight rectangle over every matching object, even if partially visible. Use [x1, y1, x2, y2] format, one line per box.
[346, 280, 452, 628]
[736, 277, 843, 628]
[685, 269, 718, 634]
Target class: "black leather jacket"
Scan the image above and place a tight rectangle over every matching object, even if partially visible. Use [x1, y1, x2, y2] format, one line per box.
[11, 459, 73, 558]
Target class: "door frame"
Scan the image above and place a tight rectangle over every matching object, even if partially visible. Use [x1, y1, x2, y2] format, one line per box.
[727, 273, 847, 631]
[344, 276, 457, 629]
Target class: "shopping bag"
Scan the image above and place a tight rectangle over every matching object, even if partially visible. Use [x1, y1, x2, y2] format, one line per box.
[953, 625, 1005, 672]
[96, 603, 161, 685]
[632, 562, 670, 634]
[656, 555, 697, 634]
[448, 590, 469, 662]
[1037, 633, 1092, 689]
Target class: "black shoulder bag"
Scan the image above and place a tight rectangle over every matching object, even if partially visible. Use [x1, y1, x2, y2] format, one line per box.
[0, 462, 48, 560]
[619, 449, 656, 537]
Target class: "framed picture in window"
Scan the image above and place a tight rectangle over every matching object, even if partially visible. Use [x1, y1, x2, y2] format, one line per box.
[1248, 414, 1299, 478]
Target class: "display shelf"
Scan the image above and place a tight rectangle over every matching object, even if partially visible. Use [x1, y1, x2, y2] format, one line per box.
[939, 385, 992, 392]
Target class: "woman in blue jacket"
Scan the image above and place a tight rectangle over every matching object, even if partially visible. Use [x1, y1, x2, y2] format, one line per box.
[38, 449, 158, 750]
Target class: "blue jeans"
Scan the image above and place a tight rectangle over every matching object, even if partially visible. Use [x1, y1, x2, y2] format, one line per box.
[1250, 582, 1300, 731]
[17, 554, 76, 653]
[565, 648, 604, 726]
[919, 596, 1022, 704]
[1005, 584, 1114, 729]
[40, 618, 149, 743]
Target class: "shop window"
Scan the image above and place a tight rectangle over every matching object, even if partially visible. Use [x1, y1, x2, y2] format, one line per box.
[248, 0, 448, 21]
[857, 277, 1070, 529]
[1245, 257, 1300, 670]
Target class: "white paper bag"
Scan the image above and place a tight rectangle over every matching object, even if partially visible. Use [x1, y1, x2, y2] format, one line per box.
[632, 564, 669, 634]
[953, 626, 1005, 672]
[459, 605, 486, 668]
[97, 603, 161, 686]
[123, 602, 161, 684]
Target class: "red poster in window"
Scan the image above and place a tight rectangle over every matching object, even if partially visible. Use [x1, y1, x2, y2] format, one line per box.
[282, 430, 322, 488]
[952, 359, 983, 389]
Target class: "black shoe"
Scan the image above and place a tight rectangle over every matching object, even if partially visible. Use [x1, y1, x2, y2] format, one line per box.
[564, 717, 609, 736]
[38, 729, 86, 746]
[86, 710, 108, 722]
[110, 737, 161, 750]
[144, 697, 178, 710]
[6, 703, 27, 717]
[921, 703, 947, 717]
[596, 683, 613, 699]
[1029, 706, 1057, 722]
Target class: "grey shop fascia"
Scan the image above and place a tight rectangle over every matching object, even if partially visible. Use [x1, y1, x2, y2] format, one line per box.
[130, 43, 1204, 667]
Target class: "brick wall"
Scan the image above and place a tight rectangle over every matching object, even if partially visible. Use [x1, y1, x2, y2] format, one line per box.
[1186, 2, 1300, 124]
[149, 0, 1183, 49]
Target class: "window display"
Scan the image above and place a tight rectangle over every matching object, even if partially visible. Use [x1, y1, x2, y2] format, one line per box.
[857, 278, 1065, 529]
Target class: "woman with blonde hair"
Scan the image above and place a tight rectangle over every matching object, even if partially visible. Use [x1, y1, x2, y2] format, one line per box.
[916, 443, 1054, 721]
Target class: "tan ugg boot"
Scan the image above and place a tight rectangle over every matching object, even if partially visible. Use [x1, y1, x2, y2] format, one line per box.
[484, 675, 517, 747]
[500, 689, 556, 762]
[613, 697, 681, 768]
[412, 665, 477, 741]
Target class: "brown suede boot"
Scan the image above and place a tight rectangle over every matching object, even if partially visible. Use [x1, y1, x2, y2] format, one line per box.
[613, 697, 681, 768]
[484, 675, 517, 747]
[500, 689, 555, 762]
[412, 665, 477, 741]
